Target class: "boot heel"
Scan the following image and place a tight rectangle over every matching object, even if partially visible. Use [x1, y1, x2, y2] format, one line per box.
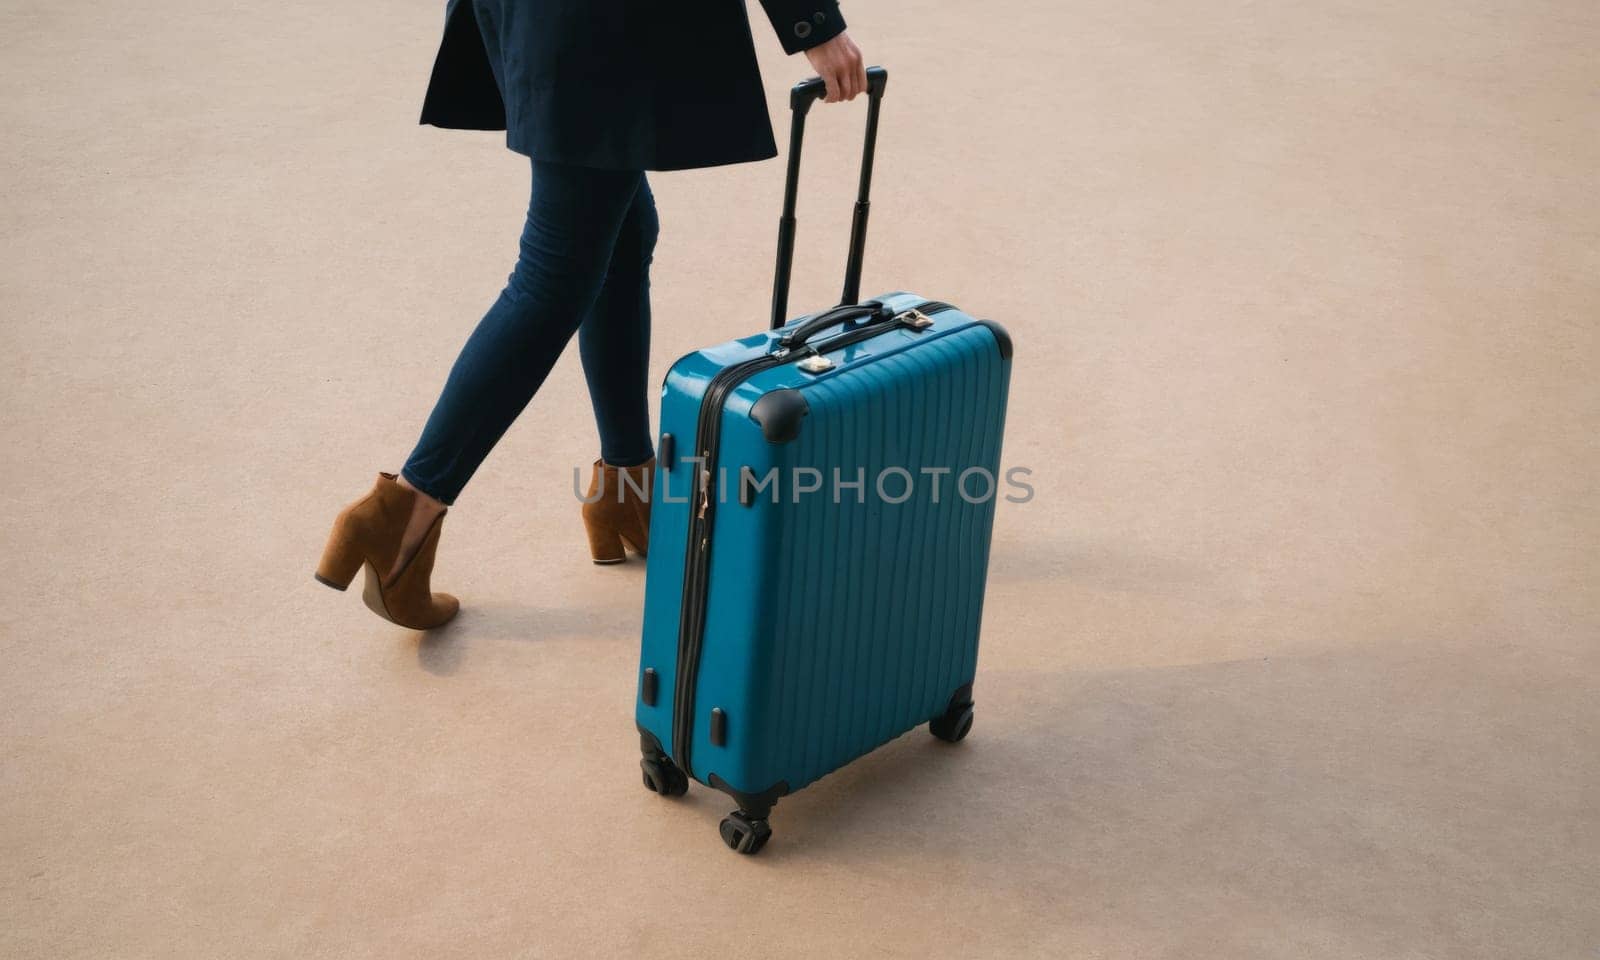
[585, 518, 626, 565]
[315, 525, 366, 591]
[619, 530, 648, 558]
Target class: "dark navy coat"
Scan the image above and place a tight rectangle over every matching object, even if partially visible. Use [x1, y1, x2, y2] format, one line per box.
[420, 0, 847, 171]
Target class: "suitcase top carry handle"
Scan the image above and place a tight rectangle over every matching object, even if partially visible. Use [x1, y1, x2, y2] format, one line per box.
[770, 66, 890, 331]
[777, 299, 891, 350]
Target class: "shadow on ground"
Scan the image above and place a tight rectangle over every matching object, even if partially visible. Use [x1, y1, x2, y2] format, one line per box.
[740, 647, 1596, 955]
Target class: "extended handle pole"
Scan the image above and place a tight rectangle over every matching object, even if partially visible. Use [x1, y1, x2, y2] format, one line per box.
[840, 90, 884, 307]
[771, 106, 808, 330]
[770, 67, 890, 330]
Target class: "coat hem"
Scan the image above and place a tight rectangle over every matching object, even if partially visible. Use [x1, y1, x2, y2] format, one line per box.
[421, 119, 780, 173]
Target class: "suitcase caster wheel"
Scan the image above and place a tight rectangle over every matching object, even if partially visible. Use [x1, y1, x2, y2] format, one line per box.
[719, 811, 772, 855]
[930, 701, 974, 743]
[640, 757, 688, 797]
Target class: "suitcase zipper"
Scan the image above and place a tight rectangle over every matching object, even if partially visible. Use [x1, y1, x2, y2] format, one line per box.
[669, 301, 954, 777]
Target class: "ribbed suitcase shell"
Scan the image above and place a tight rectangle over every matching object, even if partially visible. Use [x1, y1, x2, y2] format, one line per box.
[636, 291, 1011, 812]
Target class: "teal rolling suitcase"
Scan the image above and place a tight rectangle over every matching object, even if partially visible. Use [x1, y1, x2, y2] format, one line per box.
[634, 68, 1012, 854]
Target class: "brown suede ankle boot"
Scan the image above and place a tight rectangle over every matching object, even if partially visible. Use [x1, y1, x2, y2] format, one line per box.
[314, 473, 460, 629]
[581, 457, 653, 564]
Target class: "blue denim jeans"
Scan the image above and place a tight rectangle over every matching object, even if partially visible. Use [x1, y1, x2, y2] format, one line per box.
[402, 159, 659, 504]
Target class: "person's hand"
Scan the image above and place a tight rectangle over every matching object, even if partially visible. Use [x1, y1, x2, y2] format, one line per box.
[803, 32, 867, 103]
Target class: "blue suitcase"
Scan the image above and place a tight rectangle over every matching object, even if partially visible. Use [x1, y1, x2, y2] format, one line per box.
[634, 68, 1012, 854]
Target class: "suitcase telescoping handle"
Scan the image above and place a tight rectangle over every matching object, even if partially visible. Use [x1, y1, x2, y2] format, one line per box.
[770, 66, 890, 330]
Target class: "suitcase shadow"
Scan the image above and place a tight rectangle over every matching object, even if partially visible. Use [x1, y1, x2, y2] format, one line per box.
[744, 669, 1117, 867]
[762, 648, 1536, 887]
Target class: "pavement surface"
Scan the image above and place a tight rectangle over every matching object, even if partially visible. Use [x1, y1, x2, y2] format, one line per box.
[2, 1, 1596, 957]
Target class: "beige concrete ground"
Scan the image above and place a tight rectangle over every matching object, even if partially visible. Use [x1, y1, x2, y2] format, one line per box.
[2, 0, 1597, 957]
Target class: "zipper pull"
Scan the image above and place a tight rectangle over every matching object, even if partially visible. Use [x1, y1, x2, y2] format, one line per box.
[696, 460, 711, 519]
